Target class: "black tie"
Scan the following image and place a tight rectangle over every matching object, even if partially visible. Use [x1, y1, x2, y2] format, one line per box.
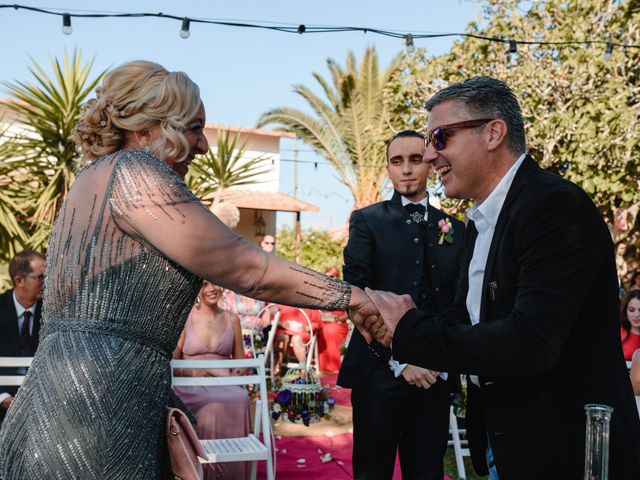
[404, 203, 426, 224]
[20, 311, 33, 355]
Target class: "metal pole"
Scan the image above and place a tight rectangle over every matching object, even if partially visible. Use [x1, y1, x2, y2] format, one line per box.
[295, 211, 301, 264]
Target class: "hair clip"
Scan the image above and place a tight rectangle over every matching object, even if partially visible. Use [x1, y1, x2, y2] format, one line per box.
[100, 120, 107, 127]
[119, 110, 126, 118]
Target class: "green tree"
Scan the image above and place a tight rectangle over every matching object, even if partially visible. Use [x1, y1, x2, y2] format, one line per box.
[388, 0, 640, 278]
[276, 226, 343, 273]
[0, 50, 107, 255]
[257, 46, 406, 210]
[185, 130, 272, 206]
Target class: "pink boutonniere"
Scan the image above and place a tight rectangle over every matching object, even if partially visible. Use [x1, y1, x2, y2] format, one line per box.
[437, 218, 454, 245]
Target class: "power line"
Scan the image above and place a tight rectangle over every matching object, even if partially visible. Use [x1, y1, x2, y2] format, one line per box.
[277, 157, 386, 169]
[2, 4, 638, 52]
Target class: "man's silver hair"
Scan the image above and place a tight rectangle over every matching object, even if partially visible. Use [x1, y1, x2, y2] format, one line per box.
[426, 76, 527, 156]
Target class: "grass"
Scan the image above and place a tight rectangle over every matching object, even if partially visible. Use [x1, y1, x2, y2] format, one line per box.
[443, 448, 487, 480]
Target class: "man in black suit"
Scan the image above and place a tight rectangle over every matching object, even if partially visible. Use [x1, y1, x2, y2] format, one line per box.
[364, 77, 640, 479]
[338, 130, 465, 479]
[0, 250, 45, 422]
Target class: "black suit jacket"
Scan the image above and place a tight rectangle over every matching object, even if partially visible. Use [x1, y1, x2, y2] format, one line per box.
[0, 289, 42, 398]
[393, 156, 640, 479]
[338, 191, 465, 388]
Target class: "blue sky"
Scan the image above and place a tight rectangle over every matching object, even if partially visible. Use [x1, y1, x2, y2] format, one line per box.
[1, 0, 480, 229]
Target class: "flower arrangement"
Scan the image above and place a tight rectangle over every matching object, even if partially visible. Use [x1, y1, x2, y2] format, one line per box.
[271, 365, 335, 426]
[437, 218, 454, 245]
[243, 331, 265, 358]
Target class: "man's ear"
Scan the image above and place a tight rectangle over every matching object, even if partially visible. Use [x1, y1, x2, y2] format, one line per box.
[486, 119, 508, 152]
[13, 276, 24, 290]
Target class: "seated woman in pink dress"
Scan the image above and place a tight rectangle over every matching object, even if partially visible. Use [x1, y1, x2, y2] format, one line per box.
[621, 290, 640, 360]
[173, 281, 250, 479]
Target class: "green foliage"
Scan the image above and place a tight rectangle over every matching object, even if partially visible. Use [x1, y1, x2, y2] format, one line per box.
[275, 226, 343, 273]
[258, 46, 407, 209]
[185, 130, 272, 206]
[387, 0, 640, 274]
[0, 50, 106, 260]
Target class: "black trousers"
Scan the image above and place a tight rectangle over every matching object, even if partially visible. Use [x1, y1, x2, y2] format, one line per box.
[351, 363, 451, 480]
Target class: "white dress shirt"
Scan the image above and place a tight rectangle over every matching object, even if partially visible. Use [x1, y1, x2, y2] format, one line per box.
[13, 291, 36, 336]
[0, 293, 37, 405]
[466, 153, 526, 386]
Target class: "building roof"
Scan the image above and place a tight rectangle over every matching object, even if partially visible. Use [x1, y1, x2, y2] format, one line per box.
[205, 123, 295, 139]
[219, 189, 319, 213]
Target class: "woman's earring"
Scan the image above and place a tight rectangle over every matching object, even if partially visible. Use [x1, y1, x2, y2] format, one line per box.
[195, 296, 201, 307]
[143, 145, 151, 152]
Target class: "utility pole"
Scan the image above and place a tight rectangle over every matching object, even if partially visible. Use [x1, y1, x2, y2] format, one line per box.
[293, 139, 301, 263]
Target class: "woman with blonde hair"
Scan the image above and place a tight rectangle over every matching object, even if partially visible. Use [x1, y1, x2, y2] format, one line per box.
[0, 60, 376, 479]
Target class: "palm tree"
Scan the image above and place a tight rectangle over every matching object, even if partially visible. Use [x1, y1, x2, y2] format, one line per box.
[186, 130, 272, 206]
[0, 50, 107, 253]
[257, 46, 403, 210]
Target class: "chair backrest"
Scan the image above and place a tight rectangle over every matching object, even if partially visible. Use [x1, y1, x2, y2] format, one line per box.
[262, 311, 280, 364]
[243, 305, 280, 360]
[0, 357, 33, 386]
[170, 355, 272, 455]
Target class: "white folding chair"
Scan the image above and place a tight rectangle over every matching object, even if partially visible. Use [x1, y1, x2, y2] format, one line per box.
[261, 310, 281, 383]
[171, 355, 274, 480]
[279, 308, 319, 371]
[448, 406, 470, 480]
[0, 357, 33, 386]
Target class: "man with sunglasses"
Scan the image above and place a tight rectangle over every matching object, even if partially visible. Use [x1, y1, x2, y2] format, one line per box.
[362, 77, 640, 479]
[0, 250, 45, 424]
[339, 130, 464, 479]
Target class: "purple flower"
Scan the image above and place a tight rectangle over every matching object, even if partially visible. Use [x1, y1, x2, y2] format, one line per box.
[272, 411, 281, 420]
[327, 396, 336, 407]
[277, 389, 292, 405]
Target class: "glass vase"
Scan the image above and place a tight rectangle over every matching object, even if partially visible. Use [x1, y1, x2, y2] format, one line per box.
[583, 403, 613, 480]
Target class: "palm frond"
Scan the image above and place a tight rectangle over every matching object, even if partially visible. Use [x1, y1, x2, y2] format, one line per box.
[0, 50, 107, 255]
[186, 131, 272, 205]
[257, 46, 403, 209]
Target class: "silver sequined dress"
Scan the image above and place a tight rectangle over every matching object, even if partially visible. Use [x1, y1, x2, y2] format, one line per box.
[0, 150, 350, 479]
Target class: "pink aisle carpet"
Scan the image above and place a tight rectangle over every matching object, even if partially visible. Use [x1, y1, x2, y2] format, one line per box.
[257, 373, 452, 479]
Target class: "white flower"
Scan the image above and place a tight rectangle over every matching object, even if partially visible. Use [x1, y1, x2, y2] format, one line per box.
[308, 400, 316, 408]
[273, 404, 282, 413]
[320, 453, 333, 463]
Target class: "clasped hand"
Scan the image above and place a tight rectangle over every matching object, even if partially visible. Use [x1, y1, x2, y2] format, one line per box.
[348, 286, 417, 347]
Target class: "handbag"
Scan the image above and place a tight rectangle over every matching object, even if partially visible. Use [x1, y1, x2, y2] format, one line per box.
[166, 407, 208, 480]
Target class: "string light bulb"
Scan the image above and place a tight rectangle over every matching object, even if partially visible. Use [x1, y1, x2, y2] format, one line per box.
[61, 13, 72, 35]
[509, 40, 517, 54]
[604, 42, 614, 60]
[297, 24, 306, 34]
[404, 33, 415, 54]
[180, 18, 190, 39]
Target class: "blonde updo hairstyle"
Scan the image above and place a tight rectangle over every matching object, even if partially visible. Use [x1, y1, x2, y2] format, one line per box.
[73, 60, 203, 164]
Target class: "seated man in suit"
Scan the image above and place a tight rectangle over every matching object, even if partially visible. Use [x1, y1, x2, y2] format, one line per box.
[0, 250, 45, 422]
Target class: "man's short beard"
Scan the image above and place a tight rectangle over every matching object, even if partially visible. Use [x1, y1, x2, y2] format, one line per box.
[402, 187, 418, 197]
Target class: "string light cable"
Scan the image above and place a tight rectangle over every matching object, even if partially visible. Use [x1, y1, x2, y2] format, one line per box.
[1, 3, 638, 54]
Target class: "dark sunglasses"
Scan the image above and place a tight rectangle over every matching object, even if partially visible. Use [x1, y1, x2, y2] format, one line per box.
[424, 118, 495, 151]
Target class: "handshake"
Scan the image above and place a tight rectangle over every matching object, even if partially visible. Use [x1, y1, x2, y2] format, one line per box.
[348, 286, 417, 347]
